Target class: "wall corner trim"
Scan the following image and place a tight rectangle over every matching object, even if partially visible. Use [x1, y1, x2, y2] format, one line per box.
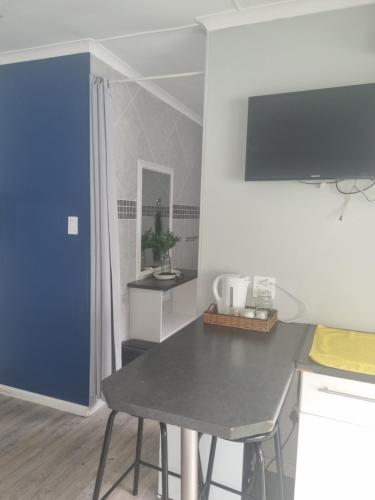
[89, 40, 203, 126]
[0, 39, 92, 65]
[0, 384, 105, 417]
[197, 0, 375, 31]
[0, 38, 203, 127]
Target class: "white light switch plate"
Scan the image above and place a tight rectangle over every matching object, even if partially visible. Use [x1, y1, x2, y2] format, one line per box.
[253, 276, 276, 299]
[68, 216, 79, 235]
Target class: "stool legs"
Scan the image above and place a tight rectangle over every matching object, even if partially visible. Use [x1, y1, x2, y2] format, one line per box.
[198, 433, 204, 493]
[273, 423, 285, 500]
[200, 423, 285, 500]
[93, 413, 171, 500]
[254, 443, 266, 500]
[201, 435, 217, 500]
[160, 422, 169, 500]
[132, 417, 144, 496]
[92, 410, 118, 500]
[242, 443, 256, 500]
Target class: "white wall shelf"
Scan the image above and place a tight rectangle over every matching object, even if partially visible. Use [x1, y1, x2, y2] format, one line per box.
[128, 270, 197, 343]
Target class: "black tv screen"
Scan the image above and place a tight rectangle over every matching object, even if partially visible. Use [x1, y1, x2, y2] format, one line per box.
[245, 83, 375, 181]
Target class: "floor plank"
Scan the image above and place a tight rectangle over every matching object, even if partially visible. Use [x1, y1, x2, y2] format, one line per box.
[0, 395, 159, 499]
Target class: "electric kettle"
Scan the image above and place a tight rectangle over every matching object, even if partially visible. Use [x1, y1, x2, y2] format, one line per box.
[213, 274, 250, 314]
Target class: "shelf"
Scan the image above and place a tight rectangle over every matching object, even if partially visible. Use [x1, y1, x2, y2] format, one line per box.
[127, 269, 197, 291]
[129, 277, 197, 343]
[161, 312, 196, 341]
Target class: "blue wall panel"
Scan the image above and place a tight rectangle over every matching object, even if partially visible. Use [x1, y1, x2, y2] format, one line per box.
[0, 54, 91, 405]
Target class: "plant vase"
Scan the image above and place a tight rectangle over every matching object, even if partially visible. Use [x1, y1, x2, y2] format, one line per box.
[160, 251, 172, 274]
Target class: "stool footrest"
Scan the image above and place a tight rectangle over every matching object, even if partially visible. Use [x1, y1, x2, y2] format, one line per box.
[139, 459, 182, 480]
[99, 458, 183, 499]
[100, 462, 136, 499]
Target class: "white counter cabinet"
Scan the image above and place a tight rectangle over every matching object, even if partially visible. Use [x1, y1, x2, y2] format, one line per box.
[295, 371, 375, 500]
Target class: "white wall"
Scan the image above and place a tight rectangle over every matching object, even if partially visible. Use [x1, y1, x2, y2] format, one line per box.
[198, 5, 375, 332]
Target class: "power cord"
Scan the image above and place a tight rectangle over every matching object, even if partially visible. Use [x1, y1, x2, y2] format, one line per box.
[299, 178, 375, 220]
[276, 284, 309, 323]
[247, 279, 308, 323]
[265, 407, 299, 472]
[298, 178, 375, 202]
[335, 179, 375, 202]
[265, 372, 301, 472]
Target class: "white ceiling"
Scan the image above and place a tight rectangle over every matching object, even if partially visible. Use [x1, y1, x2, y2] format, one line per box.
[0, 0, 292, 48]
[0, 1, 237, 117]
[101, 27, 207, 115]
[0, 0, 230, 50]
[0, 0, 371, 117]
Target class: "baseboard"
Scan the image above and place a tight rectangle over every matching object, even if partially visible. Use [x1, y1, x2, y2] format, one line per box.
[86, 397, 106, 416]
[0, 384, 105, 417]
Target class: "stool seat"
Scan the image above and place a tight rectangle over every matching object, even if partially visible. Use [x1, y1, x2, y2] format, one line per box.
[234, 424, 278, 443]
[201, 421, 285, 500]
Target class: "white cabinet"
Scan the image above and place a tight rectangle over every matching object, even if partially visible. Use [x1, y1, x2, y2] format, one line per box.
[295, 372, 375, 500]
[128, 275, 197, 343]
[300, 372, 375, 427]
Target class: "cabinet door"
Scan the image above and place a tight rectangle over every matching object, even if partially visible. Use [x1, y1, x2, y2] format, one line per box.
[294, 413, 375, 500]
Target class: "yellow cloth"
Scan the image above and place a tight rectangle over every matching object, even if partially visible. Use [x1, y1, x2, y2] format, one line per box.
[309, 325, 375, 376]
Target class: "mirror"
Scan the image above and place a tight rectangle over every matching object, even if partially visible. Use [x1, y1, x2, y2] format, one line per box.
[136, 160, 173, 277]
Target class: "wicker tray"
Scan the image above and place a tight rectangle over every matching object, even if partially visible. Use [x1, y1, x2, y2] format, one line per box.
[203, 304, 277, 333]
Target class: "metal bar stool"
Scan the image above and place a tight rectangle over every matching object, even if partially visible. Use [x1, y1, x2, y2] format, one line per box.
[93, 412, 206, 500]
[200, 421, 285, 500]
[92, 412, 170, 500]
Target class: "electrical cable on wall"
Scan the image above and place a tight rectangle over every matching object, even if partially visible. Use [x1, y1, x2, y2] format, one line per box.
[298, 178, 375, 220]
[298, 178, 375, 199]
[266, 374, 301, 472]
[338, 193, 351, 221]
[335, 179, 375, 201]
[276, 284, 309, 323]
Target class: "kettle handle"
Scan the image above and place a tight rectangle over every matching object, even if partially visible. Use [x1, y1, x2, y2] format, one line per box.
[213, 275, 224, 304]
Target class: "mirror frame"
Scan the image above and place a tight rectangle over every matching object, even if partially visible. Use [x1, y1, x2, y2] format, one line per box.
[136, 159, 174, 279]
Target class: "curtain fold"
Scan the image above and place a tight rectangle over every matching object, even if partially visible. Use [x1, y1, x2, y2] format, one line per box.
[90, 75, 122, 401]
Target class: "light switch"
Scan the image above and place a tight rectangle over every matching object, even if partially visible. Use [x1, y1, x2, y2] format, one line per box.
[68, 216, 79, 235]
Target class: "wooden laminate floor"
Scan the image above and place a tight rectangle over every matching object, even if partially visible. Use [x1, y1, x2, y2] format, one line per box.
[0, 395, 159, 500]
[0, 395, 295, 500]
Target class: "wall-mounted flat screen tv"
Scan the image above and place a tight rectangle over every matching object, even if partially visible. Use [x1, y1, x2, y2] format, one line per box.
[245, 83, 375, 181]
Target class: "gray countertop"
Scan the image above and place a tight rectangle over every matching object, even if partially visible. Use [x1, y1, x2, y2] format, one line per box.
[102, 318, 311, 440]
[127, 269, 197, 291]
[295, 326, 375, 385]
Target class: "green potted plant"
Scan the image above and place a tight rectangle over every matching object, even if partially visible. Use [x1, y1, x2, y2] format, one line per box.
[148, 230, 181, 273]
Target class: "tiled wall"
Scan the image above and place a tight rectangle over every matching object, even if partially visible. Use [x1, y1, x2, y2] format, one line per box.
[173, 204, 200, 219]
[91, 56, 202, 339]
[117, 200, 136, 219]
[141, 204, 170, 218]
[117, 200, 200, 220]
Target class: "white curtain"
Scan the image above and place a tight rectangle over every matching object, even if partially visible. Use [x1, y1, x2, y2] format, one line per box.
[90, 75, 122, 401]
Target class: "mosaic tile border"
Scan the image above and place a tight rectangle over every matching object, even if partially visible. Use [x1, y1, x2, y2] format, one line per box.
[142, 205, 169, 217]
[118, 200, 200, 220]
[118, 200, 136, 220]
[173, 204, 200, 219]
